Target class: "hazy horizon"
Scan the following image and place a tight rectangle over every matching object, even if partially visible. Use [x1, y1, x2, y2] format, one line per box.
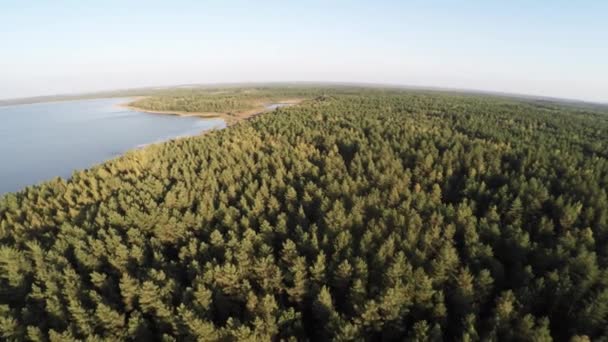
[3, 81, 608, 107]
[2, 0, 607, 103]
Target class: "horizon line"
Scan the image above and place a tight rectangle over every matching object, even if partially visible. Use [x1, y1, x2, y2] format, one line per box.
[1, 81, 607, 108]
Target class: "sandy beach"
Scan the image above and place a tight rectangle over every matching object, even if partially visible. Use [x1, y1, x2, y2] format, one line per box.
[119, 97, 304, 125]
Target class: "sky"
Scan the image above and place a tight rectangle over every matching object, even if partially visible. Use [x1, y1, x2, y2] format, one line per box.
[1, 0, 607, 102]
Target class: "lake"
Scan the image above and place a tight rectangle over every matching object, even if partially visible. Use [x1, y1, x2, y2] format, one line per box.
[0, 98, 225, 194]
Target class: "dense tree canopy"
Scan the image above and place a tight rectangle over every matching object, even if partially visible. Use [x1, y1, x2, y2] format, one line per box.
[1, 88, 608, 341]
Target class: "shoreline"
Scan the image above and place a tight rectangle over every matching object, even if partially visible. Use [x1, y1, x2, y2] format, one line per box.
[119, 97, 304, 126]
[121, 104, 224, 119]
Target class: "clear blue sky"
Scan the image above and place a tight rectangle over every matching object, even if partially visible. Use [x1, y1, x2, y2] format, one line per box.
[1, 0, 607, 102]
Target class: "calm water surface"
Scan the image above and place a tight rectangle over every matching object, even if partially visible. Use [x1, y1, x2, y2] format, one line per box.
[0, 98, 225, 194]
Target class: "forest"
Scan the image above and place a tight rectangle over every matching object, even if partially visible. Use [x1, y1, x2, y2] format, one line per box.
[129, 86, 330, 118]
[1, 87, 608, 341]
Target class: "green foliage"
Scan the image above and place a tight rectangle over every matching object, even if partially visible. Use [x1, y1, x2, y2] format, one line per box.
[1, 87, 608, 340]
[130, 86, 323, 114]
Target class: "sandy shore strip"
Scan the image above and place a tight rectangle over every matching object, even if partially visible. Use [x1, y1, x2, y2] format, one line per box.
[117, 98, 223, 118]
[118, 97, 305, 125]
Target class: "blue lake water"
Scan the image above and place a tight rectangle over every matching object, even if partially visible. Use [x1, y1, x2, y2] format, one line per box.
[0, 98, 225, 194]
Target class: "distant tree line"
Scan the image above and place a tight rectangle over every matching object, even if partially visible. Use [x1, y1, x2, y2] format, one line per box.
[130, 86, 334, 114]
